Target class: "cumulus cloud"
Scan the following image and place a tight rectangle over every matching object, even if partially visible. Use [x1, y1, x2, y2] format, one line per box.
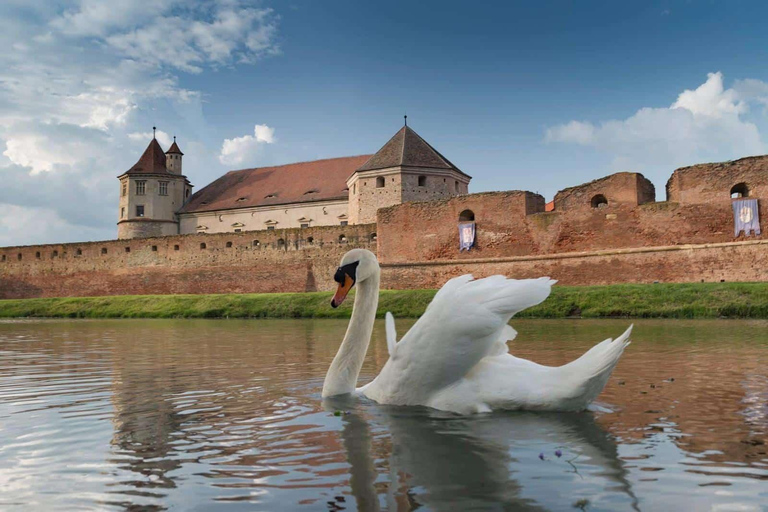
[0, 0, 280, 245]
[128, 130, 173, 147]
[545, 72, 767, 175]
[219, 124, 276, 166]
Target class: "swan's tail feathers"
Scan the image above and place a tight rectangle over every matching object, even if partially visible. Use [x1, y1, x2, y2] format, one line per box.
[563, 325, 632, 405]
[385, 312, 398, 358]
[478, 276, 556, 319]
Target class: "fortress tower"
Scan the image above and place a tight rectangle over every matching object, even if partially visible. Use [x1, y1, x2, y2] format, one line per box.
[117, 132, 193, 239]
[347, 123, 471, 224]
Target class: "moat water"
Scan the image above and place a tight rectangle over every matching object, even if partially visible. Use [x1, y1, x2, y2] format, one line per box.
[0, 318, 767, 511]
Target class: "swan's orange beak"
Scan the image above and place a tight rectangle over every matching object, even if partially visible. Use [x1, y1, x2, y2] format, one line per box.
[331, 274, 354, 308]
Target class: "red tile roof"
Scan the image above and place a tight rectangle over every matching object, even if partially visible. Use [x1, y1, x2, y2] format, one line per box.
[357, 126, 469, 177]
[166, 140, 183, 155]
[179, 155, 372, 214]
[123, 138, 172, 175]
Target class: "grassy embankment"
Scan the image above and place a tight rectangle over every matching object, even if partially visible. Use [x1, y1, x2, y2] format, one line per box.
[1, 282, 768, 319]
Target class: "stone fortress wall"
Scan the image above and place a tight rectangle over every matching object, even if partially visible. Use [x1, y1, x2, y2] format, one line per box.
[1, 155, 767, 299]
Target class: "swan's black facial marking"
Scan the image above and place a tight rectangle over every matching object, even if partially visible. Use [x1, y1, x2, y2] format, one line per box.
[333, 261, 359, 285]
[331, 261, 359, 308]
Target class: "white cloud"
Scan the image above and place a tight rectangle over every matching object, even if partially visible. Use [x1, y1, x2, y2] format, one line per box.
[219, 124, 276, 166]
[0, 0, 280, 246]
[104, 4, 279, 73]
[545, 72, 767, 175]
[128, 130, 173, 148]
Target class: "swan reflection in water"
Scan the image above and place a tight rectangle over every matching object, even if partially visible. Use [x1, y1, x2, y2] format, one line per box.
[324, 395, 639, 511]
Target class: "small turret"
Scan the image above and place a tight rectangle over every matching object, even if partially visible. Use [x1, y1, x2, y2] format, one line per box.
[165, 136, 183, 175]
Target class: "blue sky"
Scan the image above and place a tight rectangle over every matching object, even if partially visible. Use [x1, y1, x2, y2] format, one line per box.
[2, 0, 768, 245]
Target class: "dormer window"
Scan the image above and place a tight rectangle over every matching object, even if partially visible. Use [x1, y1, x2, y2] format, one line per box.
[264, 193, 277, 199]
[303, 189, 318, 195]
[200, 201, 209, 206]
[236, 197, 247, 202]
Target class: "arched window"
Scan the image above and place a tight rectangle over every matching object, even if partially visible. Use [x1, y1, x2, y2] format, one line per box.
[370, 233, 377, 241]
[253, 240, 260, 248]
[339, 234, 347, 243]
[277, 238, 285, 247]
[226, 241, 233, 248]
[1, 255, 5, 262]
[418, 176, 426, 187]
[200, 242, 206, 250]
[51, 250, 58, 258]
[306, 236, 314, 245]
[459, 209, 475, 222]
[76, 249, 82, 256]
[376, 176, 385, 188]
[731, 183, 749, 199]
[591, 194, 608, 209]
[101, 248, 107, 255]
[35, 251, 41, 259]
[17, 253, 22, 261]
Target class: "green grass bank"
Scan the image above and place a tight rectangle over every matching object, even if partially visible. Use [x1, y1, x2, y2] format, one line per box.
[1, 282, 768, 319]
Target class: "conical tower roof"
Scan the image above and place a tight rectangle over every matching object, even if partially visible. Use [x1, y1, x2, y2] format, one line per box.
[125, 138, 170, 175]
[356, 125, 468, 176]
[166, 138, 184, 155]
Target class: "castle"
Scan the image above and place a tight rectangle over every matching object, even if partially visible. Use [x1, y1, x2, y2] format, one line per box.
[2, 123, 767, 300]
[118, 124, 470, 239]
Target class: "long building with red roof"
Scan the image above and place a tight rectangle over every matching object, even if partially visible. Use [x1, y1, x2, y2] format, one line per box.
[118, 125, 471, 238]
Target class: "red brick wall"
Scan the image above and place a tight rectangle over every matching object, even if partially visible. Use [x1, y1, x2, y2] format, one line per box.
[0, 225, 377, 299]
[381, 240, 768, 288]
[376, 191, 764, 264]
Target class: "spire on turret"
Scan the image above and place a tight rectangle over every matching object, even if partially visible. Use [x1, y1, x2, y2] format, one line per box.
[165, 135, 183, 175]
[166, 135, 184, 156]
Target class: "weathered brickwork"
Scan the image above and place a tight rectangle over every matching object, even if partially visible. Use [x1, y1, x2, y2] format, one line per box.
[381, 241, 768, 288]
[0, 225, 376, 299]
[3, 157, 768, 299]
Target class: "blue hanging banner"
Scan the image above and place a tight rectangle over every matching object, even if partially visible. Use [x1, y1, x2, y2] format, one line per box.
[458, 222, 475, 251]
[732, 199, 761, 236]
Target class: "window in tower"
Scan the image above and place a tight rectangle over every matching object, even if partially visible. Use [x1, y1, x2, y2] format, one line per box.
[121, 182, 127, 197]
[159, 181, 168, 196]
[136, 205, 145, 217]
[136, 180, 146, 195]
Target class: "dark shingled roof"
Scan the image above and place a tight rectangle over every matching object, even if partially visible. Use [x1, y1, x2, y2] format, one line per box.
[124, 138, 172, 175]
[166, 140, 183, 155]
[356, 126, 467, 176]
[179, 155, 372, 214]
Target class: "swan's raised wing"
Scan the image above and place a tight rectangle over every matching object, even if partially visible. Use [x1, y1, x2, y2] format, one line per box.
[362, 275, 555, 404]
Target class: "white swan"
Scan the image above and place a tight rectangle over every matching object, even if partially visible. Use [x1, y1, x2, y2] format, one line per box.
[322, 249, 631, 414]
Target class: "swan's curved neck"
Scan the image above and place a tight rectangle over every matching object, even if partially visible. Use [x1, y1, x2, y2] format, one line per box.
[322, 270, 380, 397]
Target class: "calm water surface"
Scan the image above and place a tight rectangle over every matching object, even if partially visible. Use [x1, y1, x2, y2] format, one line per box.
[0, 318, 767, 511]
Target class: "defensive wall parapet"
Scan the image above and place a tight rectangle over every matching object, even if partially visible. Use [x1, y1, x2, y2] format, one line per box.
[666, 155, 768, 204]
[376, 169, 765, 264]
[0, 224, 377, 299]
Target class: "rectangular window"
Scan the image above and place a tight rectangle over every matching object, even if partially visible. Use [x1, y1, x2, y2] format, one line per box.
[136, 181, 146, 195]
[121, 207, 125, 218]
[136, 205, 144, 217]
[159, 181, 168, 196]
[267, 226, 275, 231]
[121, 182, 127, 197]
[340, 221, 348, 226]
[300, 223, 309, 229]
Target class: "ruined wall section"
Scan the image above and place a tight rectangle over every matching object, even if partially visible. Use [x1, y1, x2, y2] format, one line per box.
[553, 172, 655, 212]
[666, 155, 768, 204]
[377, 183, 762, 264]
[0, 224, 377, 299]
